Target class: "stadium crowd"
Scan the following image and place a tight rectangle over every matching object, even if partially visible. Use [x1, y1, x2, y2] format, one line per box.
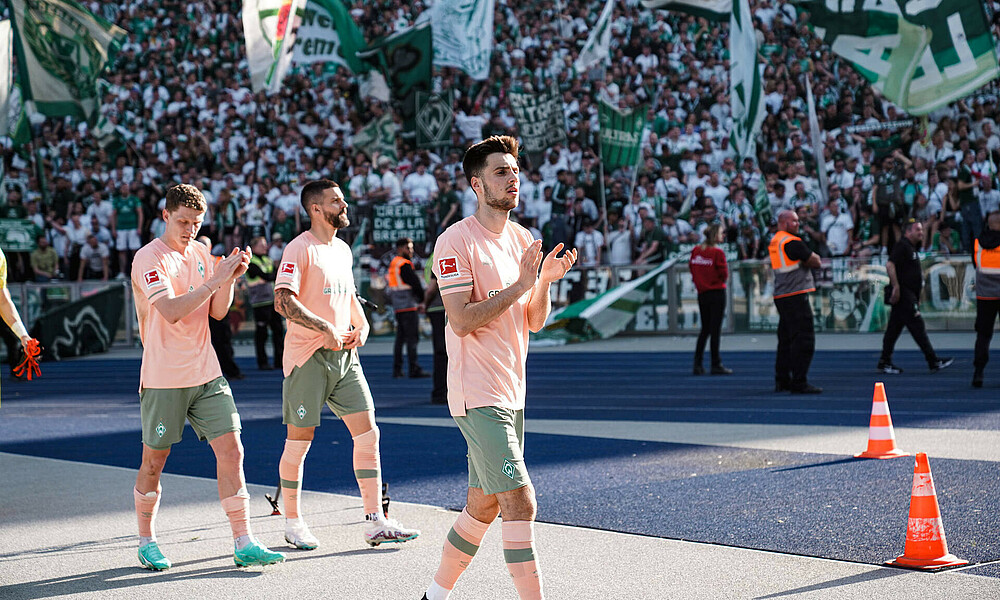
[2, 0, 1000, 283]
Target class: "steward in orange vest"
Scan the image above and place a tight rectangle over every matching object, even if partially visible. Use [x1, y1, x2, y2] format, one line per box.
[388, 237, 429, 379]
[972, 212, 1000, 387]
[768, 210, 821, 394]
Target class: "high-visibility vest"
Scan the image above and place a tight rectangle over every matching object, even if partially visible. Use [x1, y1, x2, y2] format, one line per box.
[974, 238, 1000, 300]
[387, 255, 418, 313]
[246, 254, 275, 307]
[768, 230, 815, 299]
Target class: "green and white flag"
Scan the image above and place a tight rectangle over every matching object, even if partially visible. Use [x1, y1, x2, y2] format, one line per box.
[535, 259, 673, 344]
[420, 0, 494, 80]
[8, 0, 125, 122]
[291, 0, 369, 73]
[352, 112, 397, 163]
[599, 100, 646, 169]
[753, 180, 772, 236]
[640, 0, 730, 21]
[243, 0, 300, 94]
[801, 0, 1000, 116]
[357, 22, 433, 136]
[729, 0, 764, 162]
[574, 0, 615, 72]
[805, 76, 828, 205]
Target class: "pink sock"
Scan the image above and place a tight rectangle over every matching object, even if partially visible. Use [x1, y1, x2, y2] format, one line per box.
[134, 485, 161, 539]
[220, 489, 251, 539]
[352, 427, 382, 515]
[502, 521, 542, 599]
[279, 439, 311, 519]
[432, 508, 492, 591]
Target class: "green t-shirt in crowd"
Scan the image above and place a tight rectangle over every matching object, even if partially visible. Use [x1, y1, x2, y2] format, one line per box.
[113, 194, 141, 230]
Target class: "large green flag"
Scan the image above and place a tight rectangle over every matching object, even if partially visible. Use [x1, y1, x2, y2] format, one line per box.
[598, 100, 646, 170]
[8, 0, 125, 122]
[730, 0, 764, 162]
[640, 0, 730, 21]
[352, 111, 397, 162]
[357, 22, 432, 137]
[291, 0, 369, 73]
[802, 0, 1000, 116]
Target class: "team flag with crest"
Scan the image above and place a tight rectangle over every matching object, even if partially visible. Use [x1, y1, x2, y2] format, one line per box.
[575, 0, 615, 72]
[8, 0, 125, 122]
[243, 0, 301, 94]
[420, 0, 494, 80]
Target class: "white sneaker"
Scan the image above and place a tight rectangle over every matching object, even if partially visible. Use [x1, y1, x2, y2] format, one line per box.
[284, 518, 319, 550]
[364, 516, 420, 547]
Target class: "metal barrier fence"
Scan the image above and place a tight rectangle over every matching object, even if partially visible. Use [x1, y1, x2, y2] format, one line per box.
[9, 253, 978, 352]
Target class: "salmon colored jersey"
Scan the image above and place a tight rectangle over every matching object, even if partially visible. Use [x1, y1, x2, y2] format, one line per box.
[131, 238, 221, 390]
[432, 216, 535, 417]
[0, 248, 7, 289]
[274, 230, 356, 376]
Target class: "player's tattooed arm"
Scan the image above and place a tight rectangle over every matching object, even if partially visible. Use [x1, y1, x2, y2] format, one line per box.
[274, 288, 329, 333]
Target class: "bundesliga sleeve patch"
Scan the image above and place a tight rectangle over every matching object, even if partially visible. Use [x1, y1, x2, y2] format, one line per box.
[437, 256, 460, 279]
[143, 270, 162, 289]
[279, 262, 296, 276]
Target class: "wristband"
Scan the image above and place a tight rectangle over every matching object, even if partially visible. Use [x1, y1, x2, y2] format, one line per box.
[11, 321, 28, 340]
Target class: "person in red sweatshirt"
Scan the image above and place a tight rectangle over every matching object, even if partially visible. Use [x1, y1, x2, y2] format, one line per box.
[689, 223, 732, 375]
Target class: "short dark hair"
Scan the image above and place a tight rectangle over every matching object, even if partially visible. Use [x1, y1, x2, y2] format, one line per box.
[300, 178, 340, 213]
[165, 184, 206, 213]
[462, 135, 519, 185]
[395, 237, 412, 249]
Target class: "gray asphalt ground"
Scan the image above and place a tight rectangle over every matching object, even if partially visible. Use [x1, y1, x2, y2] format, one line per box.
[3, 332, 999, 599]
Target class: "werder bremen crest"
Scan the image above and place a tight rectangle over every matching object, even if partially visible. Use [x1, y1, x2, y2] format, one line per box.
[21, 0, 111, 100]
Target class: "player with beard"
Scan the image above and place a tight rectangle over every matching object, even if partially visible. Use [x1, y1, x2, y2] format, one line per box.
[272, 179, 420, 549]
[421, 136, 577, 600]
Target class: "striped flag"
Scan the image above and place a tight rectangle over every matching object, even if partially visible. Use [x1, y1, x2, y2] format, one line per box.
[805, 77, 828, 205]
[574, 0, 615, 72]
[640, 0, 730, 21]
[729, 0, 764, 162]
[243, 0, 301, 94]
[599, 100, 647, 169]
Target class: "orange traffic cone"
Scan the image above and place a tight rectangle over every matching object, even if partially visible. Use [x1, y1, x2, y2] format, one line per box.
[855, 382, 908, 459]
[888, 453, 968, 570]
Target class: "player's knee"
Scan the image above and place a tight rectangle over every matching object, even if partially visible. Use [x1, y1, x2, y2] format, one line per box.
[352, 424, 379, 447]
[212, 439, 244, 466]
[141, 450, 170, 475]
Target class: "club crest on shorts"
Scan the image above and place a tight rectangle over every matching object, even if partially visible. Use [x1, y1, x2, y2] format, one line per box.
[502, 458, 516, 480]
[156, 421, 166, 438]
[296, 404, 307, 420]
[437, 256, 460, 279]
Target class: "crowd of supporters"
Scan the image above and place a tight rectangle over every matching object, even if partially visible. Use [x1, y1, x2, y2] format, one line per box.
[2, 0, 1000, 283]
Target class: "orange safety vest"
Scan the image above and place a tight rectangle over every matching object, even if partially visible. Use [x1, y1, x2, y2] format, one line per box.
[974, 238, 1000, 300]
[387, 255, 418, 313]
[768, 230, 815, 299]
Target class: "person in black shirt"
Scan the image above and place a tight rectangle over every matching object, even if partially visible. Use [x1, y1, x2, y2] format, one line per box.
[878, 219, 953, 374]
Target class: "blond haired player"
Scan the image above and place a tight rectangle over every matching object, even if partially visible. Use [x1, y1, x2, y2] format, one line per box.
[273, 179, 419, 549]
[422, 136, 577, 600]
[130, 184, 285, 570]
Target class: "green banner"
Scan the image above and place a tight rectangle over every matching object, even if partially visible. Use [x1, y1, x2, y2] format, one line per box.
[801, 0, 1000, 115]
[352, 112, 396, 162]
[357, 22, 432, 136]
[599, 100, 646, 169]
[640, 0, 730, 21]
[415, 91, 453, 149]
[730, 0, 764, 161]
[33, 284, 123, 359]
[372, 204, 426, 244]
[0, 218, 38, 251]
[9, 0, 126, 122]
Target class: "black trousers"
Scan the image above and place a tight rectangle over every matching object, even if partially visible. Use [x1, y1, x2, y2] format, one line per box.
[209, 313, 241, 377]
[775, 293, 815, 388]
[694, 289, 726, 367]
[393, 310, 420, 374]
[429, 309, 448, 402]
[974, 299, 1000, 370]
[880, 291, 936, 366]
[253, 304, 284, 369]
